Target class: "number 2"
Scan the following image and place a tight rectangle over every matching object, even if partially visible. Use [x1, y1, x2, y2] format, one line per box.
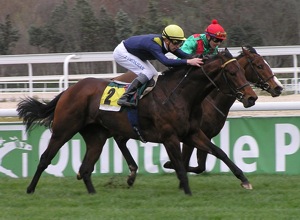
[104, 88, 115, 104]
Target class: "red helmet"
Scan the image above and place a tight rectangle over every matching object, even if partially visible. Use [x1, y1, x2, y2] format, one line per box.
[205, 19, 227, 40]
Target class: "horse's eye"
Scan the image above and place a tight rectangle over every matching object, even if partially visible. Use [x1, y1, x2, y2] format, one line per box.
[228, 70, 236, 76]
[256, 65, 263, 69]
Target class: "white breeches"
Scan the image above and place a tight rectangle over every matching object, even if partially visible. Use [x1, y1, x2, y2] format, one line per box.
[113, 42, 158, 80]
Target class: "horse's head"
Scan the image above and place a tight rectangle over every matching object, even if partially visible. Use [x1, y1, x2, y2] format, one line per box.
[203, 48, 258, 108]
[238, 46, 283, 97]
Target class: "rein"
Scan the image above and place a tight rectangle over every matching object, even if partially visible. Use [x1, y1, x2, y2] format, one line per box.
[162, 66, 194, 105]
[161, 56, 251, 105]
[204, 96, 226, 117]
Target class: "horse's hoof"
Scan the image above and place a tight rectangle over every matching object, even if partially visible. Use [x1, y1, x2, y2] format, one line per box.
[127, 175, 136, 186]
[184, 189, 192, 196]
[26, 188, 35, 194]
[163, 161, 173, 169]
[241, 182, 253, 190]
[76, 173, 82, 180]
[188, 166, 205, 174]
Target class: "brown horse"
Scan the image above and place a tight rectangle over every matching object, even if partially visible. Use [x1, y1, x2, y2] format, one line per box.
[163, 45, 283, 173]
[17, 48, 257, 195]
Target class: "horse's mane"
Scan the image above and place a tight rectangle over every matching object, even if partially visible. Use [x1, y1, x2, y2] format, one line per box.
[236, 45, 258, 59]
[161, 64, 193, 76]
[202, 48, 234, 65]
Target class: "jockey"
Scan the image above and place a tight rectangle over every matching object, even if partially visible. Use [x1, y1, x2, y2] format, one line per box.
[113, 24, 203, 107]
[180, 19, 227, 56]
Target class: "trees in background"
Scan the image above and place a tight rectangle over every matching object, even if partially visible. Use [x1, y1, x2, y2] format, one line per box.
[0, 15, 19, 55]
[0, 0, 299, 68]
[27, 0, 166, 54]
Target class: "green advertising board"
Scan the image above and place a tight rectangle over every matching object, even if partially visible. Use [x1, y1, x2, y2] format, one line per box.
[0, 116, 300, 178]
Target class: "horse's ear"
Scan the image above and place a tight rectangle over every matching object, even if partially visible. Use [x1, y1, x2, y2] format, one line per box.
[202, 55, 211, 62]
[242, 46, 246, 53]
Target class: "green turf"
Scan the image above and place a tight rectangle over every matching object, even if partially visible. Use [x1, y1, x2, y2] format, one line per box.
[0, 173, 299, 220]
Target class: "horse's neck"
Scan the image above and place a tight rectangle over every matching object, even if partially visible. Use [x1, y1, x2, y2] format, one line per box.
[203, 89, 236, 114]
[237, 55, 258, 83]
[156, 66, 228, 112]
[156, 71, 214, 110]
[236, 56, 248, 73]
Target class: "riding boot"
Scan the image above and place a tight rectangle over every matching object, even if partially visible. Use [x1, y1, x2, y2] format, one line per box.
[118, 76, 147, 107]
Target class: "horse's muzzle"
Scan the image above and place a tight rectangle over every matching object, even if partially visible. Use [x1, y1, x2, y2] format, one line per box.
[243, 96, 257, 108]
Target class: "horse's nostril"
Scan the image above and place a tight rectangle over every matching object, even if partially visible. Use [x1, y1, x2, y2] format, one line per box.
[275, 86, 283, 93]
[249, 96, 257, 107]
[271, 86, 283, 97]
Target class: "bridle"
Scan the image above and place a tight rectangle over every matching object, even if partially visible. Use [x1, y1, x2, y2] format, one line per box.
[201, 58, 250, 101]
[162, 56, 251, 104]
[245, 56, 275, 91]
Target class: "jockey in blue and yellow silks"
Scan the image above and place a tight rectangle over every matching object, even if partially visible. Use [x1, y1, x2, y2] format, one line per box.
[113, 24, 203, 107]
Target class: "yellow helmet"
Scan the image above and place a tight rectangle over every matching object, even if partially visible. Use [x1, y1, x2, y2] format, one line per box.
[162, 24, 186, 41]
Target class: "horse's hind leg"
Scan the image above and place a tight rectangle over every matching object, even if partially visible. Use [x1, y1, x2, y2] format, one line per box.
[114, 135, 138, 186]
[187, 149, 207, 174]
[78, 125, 109, 194]
[27, 132, 72, 194]
[181, 143, 207, 174]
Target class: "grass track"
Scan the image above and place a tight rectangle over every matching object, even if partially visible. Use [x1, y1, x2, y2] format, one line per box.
[1, 173, 300, 220]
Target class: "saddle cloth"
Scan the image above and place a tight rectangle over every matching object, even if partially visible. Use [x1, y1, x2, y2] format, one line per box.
[99, 75, 158, 111]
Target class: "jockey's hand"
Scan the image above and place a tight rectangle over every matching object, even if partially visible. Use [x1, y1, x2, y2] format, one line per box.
[187, 58, 203, 67]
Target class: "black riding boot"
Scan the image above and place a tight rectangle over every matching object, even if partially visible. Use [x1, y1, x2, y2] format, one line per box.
[117, 78, 143, 107]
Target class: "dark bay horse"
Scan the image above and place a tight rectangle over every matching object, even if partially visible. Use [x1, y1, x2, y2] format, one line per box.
[17, 49, 257, 195]
[163, 46, 283, 174]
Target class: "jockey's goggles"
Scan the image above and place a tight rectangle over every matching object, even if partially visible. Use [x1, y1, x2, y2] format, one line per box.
[211, 37, 223, 43]
[170, 39, 184, 46]
[206, 31, 227, 40]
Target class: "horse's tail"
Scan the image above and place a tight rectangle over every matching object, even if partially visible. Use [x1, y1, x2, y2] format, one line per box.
[17, 92, 64, 131]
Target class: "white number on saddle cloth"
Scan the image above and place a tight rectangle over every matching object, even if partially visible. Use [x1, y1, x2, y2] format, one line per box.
[99, 85, 126, 111]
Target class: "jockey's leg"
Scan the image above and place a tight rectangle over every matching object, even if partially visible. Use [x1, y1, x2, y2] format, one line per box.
[117, 73, 148, 107]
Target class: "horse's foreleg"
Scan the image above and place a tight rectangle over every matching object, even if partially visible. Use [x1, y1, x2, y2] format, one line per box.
[164, 138, 192, 195]
[79, 126, 109, 194]
[114, 136, 138, 187]
[208, 145, 252, 189]
[27, 133, 68, 194]
[184, 131, 252, 190]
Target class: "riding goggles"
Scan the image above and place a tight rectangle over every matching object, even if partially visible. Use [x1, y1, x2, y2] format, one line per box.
[207, 31, 227, 40]
[211, 37, 223, 43]
[170, 39, 184, 46]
